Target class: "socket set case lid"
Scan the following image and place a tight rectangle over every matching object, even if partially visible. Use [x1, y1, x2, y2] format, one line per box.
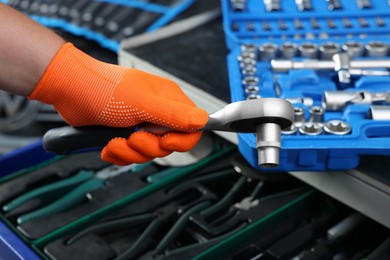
[222, 0, 390, 171]
[223, 0, 390, 48]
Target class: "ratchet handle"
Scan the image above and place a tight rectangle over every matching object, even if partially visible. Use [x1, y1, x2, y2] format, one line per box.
[43, 124, 176, 155]
[43, 126, 134, 155]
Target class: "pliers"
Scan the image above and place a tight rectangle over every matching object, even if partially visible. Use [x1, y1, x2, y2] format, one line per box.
[62, 182, 217, 259]
[3, 164, 135, 224]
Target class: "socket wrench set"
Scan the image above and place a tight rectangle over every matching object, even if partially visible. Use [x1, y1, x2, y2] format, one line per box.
[3, 0, 196, 51]
[222, 0, 390, 171]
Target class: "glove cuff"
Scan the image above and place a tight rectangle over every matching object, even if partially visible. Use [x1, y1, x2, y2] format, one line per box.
[28, 42, 128, 126]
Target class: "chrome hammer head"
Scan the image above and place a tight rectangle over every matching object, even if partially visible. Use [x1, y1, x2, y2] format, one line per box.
[204, 98, 294, 168]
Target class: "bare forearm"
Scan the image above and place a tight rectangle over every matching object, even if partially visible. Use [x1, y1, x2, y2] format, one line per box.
[0, 3, 65, 96]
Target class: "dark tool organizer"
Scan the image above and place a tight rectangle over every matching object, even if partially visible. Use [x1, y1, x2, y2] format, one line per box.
[5, 0, 196, 51]
[222, 0, 390, 171]
[0, 144, 389, 258]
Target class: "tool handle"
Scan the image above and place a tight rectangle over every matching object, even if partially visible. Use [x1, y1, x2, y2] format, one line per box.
[3, 171, 94, 213]
[17, 178, 105, 224]
[43, 124, 186, 155]
[43, 126, 134, 155]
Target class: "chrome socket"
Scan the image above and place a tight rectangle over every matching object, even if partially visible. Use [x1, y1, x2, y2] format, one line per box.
[280, 42, 298, 59]
[259, 43, 278, 61]
[319, 42, 341, 60]
[324, 120, 351, 135]
[342, 41, 365, 58]
[309, 106, 324, 124]
[247, 94, 261, 100]
[282, 124, 297, 135]
[256, 123, 281, 167]
[245, 85, 260, 95]
[365, 41, 389, 57]
[370, 106, 390, 120]
[298, 42, 318, 59]
[299, 122, 323, 135]
[241, 44, 258, 54]
[241, 66, 257, 76]
[293, 107, 305, 127]
[242, 76, 259, 86]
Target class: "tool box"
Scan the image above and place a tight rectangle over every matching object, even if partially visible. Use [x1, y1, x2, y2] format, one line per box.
[0, 140, 389, 258]
[222, 0, 390, 171]
[3, 0, 197, 51]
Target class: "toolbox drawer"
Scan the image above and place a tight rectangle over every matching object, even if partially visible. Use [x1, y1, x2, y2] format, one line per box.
[0, 140, 389, 259]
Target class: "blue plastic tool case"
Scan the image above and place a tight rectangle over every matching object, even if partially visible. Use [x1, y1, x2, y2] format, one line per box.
[221, 0, 390, 171]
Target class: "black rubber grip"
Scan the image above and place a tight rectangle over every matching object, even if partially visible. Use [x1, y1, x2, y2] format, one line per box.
[43, 126, 134, 155]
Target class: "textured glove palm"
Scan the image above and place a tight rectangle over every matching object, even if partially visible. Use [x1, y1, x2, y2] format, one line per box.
[29, 43, 208, 165]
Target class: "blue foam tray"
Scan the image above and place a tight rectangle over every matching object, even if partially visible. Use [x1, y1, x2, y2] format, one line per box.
[222, 0, 390, 171]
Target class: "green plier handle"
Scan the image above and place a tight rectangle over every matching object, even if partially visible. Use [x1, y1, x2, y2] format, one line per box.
[3, 170, 95, 213]
[17, 174, 105, 224]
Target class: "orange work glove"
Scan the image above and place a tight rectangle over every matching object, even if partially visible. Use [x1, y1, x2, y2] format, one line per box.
[29, 43, 208, 165]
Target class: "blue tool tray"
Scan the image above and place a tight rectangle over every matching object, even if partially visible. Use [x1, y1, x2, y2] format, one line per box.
[222, 0, 390, 171]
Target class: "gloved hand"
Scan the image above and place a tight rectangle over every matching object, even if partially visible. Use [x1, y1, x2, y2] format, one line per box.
[29, 43, 208, 165]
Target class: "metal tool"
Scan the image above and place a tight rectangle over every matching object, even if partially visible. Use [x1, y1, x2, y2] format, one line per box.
[43, 99, 294, 168]
[319, 42, 341, 60]
[286, 97, 314, 106]
[280, 42, 298, 59]
[322, 91, 390, 111]
[310, 18, 320, 29]
[278, 20, 287, 30]
[342, 42, 365, 58]
[281, 124, 297, 134]
[365, 41, 389, 57]
[309, 106, 324, 124]
[370, 106, 390, 120]
[356, 0, 372, 9]
[231, 0, 246, 11]
[293, 106, 305, 127]
[358, 17, 369, 27]
[247, 94, 261, 100]
[245, 86, 260, 95]
[242, 76, 259, 87]
[327, 19, 337, 29]
[264, 0, 281, 12]
[68, 0, 90, 21]
[239, 59, 256, 68]
[272, 53, 390, 81]
[241, 44, 258, 54]
[242, 66, 257, 76]
[247, 21, 255, 31]
[11, 164, 135, 224]
[342, 18, 353, 28]
[333, 52, 352, 85]
[294, 18, 304, 30]
[375, 17, 386, 27]
[299, 122, 323, 135]
[324, 120, 351, 135]
[326, 0, 342, 10]
[238, 52, 256, 62]
[262, 21, 271, 31]
[298, 42, 318, 59]
[259, 43, 278, 61]
[295, 0, 312, 11]
[231, 21, 239, 31]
